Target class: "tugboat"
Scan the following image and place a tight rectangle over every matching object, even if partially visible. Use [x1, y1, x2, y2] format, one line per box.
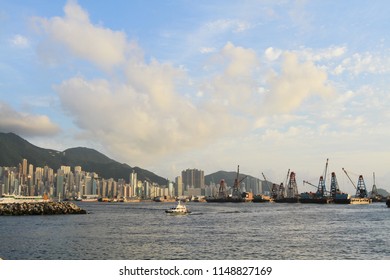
[165, 200, 191, 215]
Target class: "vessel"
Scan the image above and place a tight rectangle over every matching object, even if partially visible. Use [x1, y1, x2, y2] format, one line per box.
[165, 201, 191, 215]
[299, 192, 332, 204]
[252, 194, 272, 203]
[350, 197, 372, 205]
[274, 171, 299, 203]
[386, 197, 390, 208]
[342, 169, 372, 205]
[300, 159, 332, 204]
[0, 193, 50, 204]
[206, 165, 248, 203]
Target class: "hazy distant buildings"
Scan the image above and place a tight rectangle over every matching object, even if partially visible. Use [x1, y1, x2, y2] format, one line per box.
[175, 176, 183, 196]
[182, 168, 204, 190]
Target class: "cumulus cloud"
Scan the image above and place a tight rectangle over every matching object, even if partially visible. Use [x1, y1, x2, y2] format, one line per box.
[264, 52, 334, 114]
[32, 0, 351, 174]
[34, 0, 128, 69]
[0, 102, 60, 137]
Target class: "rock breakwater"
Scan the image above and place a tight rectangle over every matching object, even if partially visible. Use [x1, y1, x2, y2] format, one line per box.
[0, 201, 87, 215]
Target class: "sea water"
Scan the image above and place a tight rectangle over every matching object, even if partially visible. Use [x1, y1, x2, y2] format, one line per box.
[0, 202, 389, 260]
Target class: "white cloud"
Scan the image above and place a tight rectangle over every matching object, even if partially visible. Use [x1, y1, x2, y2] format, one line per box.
[34, 0, 128, 69]
[205, 19, 252, 33]
[9, 34, 30, 48]
[265, 47, 282, 61]
[0, 102, 60, 137]
[334, 52, 390, 75]
[263, 52, 334, 114]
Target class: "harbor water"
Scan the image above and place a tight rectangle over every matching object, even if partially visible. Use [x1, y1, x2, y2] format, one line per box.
[1, 202, 390, 260]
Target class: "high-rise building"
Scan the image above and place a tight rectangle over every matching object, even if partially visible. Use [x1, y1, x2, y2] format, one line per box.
[22, 158, 28, 176]
[130, 170, 137, 197]
[181, 168, 204, 190]
[175, 176, 183, 196]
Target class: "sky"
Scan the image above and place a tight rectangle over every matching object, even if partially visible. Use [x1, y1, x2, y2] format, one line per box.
[1, 0, 390, 194]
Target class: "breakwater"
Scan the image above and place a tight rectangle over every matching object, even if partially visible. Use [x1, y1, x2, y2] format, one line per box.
[0, 201, 87, 215]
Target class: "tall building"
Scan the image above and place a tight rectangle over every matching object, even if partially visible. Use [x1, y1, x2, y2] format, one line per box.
[130, 170, 137, 197]
[181, 168, 204, 190]
[22, 158, 28, 176]
[175, 176, 183, 196]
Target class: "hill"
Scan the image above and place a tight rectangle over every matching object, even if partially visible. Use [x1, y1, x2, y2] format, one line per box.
[205, 168, 269, 192]
[0, 132, 167, 185]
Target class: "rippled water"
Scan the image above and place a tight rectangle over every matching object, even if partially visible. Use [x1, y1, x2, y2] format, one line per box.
[1, 202, 389, 260]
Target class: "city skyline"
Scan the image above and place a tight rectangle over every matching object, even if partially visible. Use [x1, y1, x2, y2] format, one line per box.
[1, 1, 390, 196]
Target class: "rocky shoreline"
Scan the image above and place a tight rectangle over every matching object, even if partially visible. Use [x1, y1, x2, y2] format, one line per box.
[0, 201, 87, 215]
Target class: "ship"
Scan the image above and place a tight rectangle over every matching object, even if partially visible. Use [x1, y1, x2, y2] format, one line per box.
[252, 194, 272, 203]
[329, 172, 351, 204]
[342, 168, 372, 205]
[299, 191, 332, 204]
[299, 159, 332, 204]
[206, 165, 249, 203]
[386, 197, 390, 208]
[0, 193, 50, 204]
[274, 170, 299, 203]
[165, 200, 191, 215]
[252, 173, 273, 202]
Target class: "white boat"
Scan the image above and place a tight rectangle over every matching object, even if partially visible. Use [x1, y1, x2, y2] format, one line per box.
[0, 194, 49, 204]
[165, 201, 191, 215]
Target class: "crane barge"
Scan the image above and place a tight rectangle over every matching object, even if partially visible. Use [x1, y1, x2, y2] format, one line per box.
[299, 159, 333, 204]
[342, 168, 372, 204]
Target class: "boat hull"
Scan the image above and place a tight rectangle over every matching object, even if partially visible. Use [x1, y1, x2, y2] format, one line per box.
[206, 197, 246, 203]
[299, 197, 333, 204]
[274, 197, 299, 203]
[350, 197, 372, 205]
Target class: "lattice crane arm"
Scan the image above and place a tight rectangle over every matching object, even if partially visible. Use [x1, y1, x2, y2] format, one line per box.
[342, 168, 357, 189]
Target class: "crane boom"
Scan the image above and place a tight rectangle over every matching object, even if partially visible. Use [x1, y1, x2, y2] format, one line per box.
[262, 172, 272, 192]
[303, 180, 317, 189]
[342, 168, 357, 189]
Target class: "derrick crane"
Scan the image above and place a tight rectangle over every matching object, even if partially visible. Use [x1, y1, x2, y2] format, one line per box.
[303, 159, 328, 197]
[232, 165, 247, 197]
[371, 172, 378, 196]
[314, 158, 329, 197]
[277, 169, 290, 199]
[303, 180, 317, 189]
[342, 168, 368, 198]
[286, 171, 299, 198]
[262, 172, 272, 194]
[330, 172, 340, 198]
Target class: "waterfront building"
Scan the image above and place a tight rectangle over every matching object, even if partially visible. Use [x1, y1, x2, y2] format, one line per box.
[130, 170, 137, 196]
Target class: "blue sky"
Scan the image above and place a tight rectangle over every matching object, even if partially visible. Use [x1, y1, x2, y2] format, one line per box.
[1, 0, 390, 193]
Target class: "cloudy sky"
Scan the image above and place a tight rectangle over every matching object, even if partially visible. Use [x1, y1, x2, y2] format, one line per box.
[1, 0, 390, 193]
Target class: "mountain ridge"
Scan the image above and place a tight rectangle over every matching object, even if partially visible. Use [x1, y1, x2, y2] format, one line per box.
[0, 132, 167, 185]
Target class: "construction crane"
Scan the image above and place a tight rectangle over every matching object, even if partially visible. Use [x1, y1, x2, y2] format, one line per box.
[262, 172, 272, 194]
[342, 168, 368, 198]
[303, 180, 317, 189]
[342, 168, 357, 189]
[232, 165, 247, 197]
